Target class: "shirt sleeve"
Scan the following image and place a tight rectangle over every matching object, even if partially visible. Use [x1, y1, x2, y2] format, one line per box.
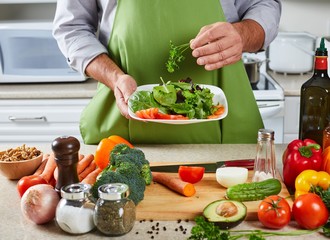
[235, 0, 282, 49]
[52, 0, 109, 76]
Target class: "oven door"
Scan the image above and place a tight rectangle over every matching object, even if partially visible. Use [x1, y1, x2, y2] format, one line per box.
[258, 101, 285, 143]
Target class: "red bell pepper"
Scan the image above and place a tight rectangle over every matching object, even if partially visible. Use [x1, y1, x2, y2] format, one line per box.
[283, 139, 322, 192]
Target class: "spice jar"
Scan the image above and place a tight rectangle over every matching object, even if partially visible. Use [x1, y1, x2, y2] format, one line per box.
[252, 129, 276, 182]
[56, 183, 95, 234]
[94, 183, 136, 236]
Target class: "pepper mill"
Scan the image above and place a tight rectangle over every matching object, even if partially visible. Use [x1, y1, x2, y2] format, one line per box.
[52, 136, 80, 193]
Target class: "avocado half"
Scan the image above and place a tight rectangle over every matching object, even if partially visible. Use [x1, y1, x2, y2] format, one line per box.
[203, 199, 247, 229]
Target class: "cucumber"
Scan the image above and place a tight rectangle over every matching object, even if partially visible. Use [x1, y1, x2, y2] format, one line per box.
[226, 178, 282, 202]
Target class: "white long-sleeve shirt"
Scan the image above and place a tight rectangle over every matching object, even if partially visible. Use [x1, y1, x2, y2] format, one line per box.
[53, 0, 281, 76]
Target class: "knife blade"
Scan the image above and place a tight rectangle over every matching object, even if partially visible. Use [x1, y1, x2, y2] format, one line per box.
[150, 159, 255, 173]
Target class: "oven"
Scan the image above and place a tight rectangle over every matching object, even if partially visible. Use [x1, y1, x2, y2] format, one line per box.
[252, 73, 285, 143]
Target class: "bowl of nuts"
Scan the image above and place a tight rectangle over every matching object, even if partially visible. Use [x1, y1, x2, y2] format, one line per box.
[0, 145, 43, 180]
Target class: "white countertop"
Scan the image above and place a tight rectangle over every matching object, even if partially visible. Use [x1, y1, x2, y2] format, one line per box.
[0, 143, 328, 239]
[0, 78, 97, 99]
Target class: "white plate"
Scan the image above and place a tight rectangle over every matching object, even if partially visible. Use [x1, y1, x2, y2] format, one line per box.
[128, 84, 228, 124]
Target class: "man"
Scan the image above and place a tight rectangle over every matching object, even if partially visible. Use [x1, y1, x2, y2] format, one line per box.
[53, 0, 281, 144]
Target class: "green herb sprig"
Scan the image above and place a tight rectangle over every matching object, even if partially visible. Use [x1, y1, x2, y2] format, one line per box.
[166, 41, 190, 73]
[188, 216, 320, 240]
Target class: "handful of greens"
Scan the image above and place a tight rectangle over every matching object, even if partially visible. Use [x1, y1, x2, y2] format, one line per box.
[129, 78, 218, 119]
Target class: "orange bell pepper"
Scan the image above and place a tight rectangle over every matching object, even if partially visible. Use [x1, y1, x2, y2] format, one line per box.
[94, 135, 133, 170]
[295, 169, 330, 199]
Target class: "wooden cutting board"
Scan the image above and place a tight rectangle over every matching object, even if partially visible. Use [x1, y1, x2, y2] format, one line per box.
[136, 168, 292, 221]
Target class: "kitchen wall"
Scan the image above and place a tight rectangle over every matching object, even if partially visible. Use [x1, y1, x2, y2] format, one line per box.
[0, 1, 329, 37]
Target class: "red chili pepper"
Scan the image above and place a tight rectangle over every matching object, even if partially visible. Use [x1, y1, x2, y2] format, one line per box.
[282, 139, 322, 192]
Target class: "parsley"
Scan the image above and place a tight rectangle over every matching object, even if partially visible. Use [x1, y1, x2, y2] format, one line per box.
[188, 216, 320, 240]
[165, 41, 190, 73]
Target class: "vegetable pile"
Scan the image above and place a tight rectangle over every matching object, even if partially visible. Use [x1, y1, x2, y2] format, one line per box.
[91, 143, 152, 205]
[129, 78, 225, 120]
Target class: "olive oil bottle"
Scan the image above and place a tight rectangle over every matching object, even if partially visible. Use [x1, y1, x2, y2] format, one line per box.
[299, 38, 330, 146]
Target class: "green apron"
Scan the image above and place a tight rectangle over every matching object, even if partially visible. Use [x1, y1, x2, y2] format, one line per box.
[80, 0, 264, 144]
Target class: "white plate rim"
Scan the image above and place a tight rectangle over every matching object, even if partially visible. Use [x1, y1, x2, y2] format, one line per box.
[128, 84, 228, 125]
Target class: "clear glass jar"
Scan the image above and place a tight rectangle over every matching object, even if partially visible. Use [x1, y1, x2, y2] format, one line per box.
[252, 129, 276, 182]
[56, 183, 95, 234]
[94, 183, 136, 236]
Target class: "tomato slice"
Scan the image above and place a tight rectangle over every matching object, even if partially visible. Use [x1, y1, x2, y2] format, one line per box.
[178, 166, 205, 184]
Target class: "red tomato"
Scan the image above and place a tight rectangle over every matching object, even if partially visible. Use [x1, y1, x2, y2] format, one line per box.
[257, 195, 291, 229]
[292, 193, 329, 229]
[178, 166, 205, 184]
[17, 175, 48, 197]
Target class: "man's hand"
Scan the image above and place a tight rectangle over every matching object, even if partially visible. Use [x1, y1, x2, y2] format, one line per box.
[190, 19, 264, 70]
[113, 74, 137, 118]
[85, 53, 137, 119]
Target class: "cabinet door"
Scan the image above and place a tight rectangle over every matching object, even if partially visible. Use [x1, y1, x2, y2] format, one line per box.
[0, 99, 90, 143]
[284, 96, 300, 143]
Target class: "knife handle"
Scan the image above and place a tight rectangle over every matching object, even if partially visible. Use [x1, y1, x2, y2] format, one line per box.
[224, 159, 254, 170]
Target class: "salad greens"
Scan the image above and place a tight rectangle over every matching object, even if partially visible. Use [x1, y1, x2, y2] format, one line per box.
[129, 78, 217, 119]
[165, 41, 190, 73]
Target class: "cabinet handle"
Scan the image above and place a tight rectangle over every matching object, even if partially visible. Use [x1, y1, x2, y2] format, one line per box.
[8, 116, 47, 122]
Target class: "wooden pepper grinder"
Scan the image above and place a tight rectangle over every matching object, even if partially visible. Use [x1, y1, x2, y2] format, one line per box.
[52, 136, 80, 194]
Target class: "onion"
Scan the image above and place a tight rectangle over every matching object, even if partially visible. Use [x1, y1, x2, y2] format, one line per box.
[216, 167, 248, 188]
[21, 184, 60, 225]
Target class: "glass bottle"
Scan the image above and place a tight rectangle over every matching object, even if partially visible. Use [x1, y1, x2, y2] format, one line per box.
[94, 183, 136, 236]
[252, 129, 276, 182]
[323, 122, 330, 150]
[299, 38, 330, 146]
[56, 183, 95, 234]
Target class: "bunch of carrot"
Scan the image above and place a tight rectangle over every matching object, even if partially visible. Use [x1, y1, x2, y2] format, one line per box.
[33, 153, 102, 186]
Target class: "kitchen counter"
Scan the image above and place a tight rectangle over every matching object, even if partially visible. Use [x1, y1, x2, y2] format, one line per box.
[268, 71, 313, 96]
[0, 143, 328, 240]
[0, 79, 97, 99]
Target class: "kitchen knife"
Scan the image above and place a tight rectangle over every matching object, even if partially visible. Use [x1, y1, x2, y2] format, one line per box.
[150, 159, 255, 173]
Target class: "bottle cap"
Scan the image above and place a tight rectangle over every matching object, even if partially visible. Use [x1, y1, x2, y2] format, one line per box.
[61, 183, 91, 200]
[316, 38, 328, 56]
[98, 183, 130, 200]
[257, 129, 274, 141]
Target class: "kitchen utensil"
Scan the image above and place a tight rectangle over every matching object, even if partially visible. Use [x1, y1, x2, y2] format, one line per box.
[243, 57, 265, 84]
[128, 84, 228, 124]
[136, 169, 292, 221]
[150, 159, 255, 172]
[268, 32, 317, 74]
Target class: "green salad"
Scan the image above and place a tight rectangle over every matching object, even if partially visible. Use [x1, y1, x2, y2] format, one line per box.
[129, 78, 219, 119]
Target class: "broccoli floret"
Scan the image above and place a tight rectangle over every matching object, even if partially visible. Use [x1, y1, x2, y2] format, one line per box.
[91, 144, 152, 205]
[110, 143, 152, 185]
[91, 162, 146, 205]
[141, 163, 152, 185]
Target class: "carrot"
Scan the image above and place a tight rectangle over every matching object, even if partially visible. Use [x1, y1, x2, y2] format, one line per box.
[81, 167, 102, 185]
[33, 154, 50, 176]
[79, 161, 97, 181]
[77, 154, 95, 174]
[152, 172, 196, 197]
[39, 153, 57, 183]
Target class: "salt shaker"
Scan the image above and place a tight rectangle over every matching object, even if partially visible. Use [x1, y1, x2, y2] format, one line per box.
[56, 183, 95, 234]
[252, 129, 276, 182]
[52, 136, 80, 193]
[94, 183, 136, 236]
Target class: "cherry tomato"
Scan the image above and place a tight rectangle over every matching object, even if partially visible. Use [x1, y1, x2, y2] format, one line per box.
[292, 193, 329, 229]
[257, 195, 291, 229]
[17, 175, 48, 197]
[178, 166, 205, 184]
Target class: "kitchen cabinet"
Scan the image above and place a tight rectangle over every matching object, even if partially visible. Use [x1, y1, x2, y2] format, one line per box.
[0, 98, 89, 143]
[283, 96, 300, 143]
